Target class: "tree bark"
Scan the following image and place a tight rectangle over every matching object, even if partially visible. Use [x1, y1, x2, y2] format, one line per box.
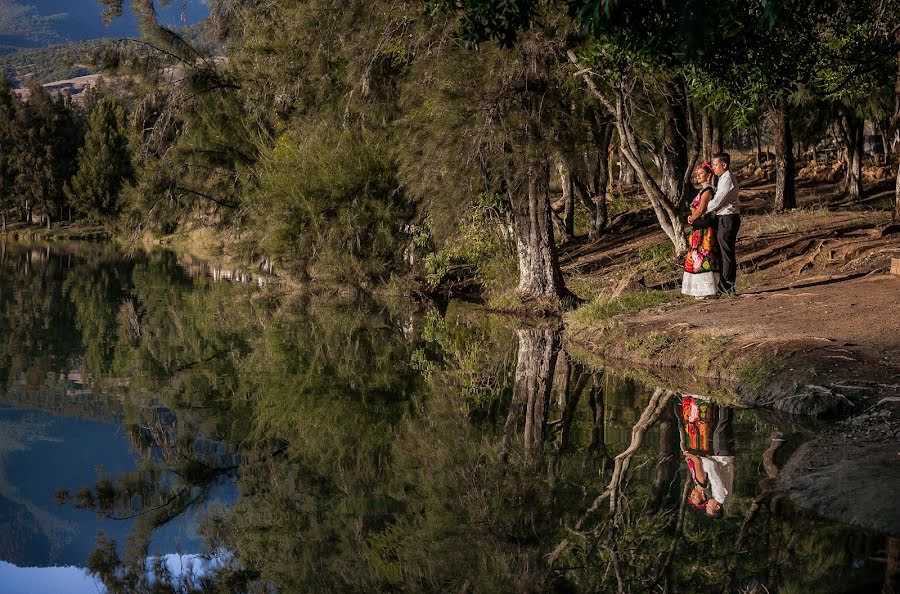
[501, 327, 560, 465]
[574, 121, 613, 239]
[553, 159, 575, 243]
[842, 115, 865, 201]
[772, 99, 796, 212]
[712, 112, 724, 155]
[618, 148, 636, 186]
[754, 122, 764, 165]
[508, 161, 572, 301]
[701, 111, 713, 162]
[568, 53, 690, 255]
[894, 160, 900, 221]
[659, 84, 690, 210]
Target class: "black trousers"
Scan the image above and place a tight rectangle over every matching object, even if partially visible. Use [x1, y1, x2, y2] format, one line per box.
[713, 406, 735, 456]
[716, 214, 741, 293]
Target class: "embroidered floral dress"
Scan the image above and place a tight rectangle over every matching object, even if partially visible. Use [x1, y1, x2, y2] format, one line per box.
[681, 185, 720, 297]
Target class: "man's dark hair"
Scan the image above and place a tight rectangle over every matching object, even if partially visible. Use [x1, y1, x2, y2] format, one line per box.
[712, 152, 730, 167]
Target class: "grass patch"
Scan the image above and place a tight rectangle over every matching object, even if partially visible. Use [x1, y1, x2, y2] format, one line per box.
[625, 331, 672, 356]
[637, 241, 675, 275]
[737, 358, 777, 393]
[570, 289, 680, 327]
[693, 334, 730, 375]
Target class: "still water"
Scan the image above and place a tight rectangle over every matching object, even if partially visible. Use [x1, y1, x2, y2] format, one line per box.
[0, 241, 893, 593]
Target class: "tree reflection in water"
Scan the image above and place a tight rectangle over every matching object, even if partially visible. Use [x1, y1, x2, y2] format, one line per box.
[4, 243, 893, 593]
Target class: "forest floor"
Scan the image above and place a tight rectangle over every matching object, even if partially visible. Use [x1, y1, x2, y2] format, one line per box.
[560, 166, 900, 535]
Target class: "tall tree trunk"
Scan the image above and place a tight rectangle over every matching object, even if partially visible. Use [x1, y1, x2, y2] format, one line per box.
[659, 85, 690, 210]
[701, 111, 713, 162]
[619, 148, 636, 186]
[552, 159, 575, 243]
[575, 122, 613, 239]
[568, 53, 690, 255]
[1, 213, 5, 232]
[843, 115, 865, 201]
[509, 161, 572, 301]
[712, 112, 724, 155]
[501, 327, 560, 465]
[772, 99, 796, 212]
[894, 161, 900, 221]
[754, 122, 764, 165]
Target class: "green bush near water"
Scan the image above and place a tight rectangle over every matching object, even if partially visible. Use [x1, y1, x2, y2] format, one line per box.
[249, 128, 415, 285]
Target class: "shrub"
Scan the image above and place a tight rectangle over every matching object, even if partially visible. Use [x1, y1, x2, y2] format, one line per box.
[251, 126, 414, 285]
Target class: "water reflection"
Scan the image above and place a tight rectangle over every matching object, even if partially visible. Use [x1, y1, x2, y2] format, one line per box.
[677, 394, 734, 518]
[0, 241, 896, 593]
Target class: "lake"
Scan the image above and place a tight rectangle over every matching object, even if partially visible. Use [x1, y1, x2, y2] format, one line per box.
[0, 241, 893, 593]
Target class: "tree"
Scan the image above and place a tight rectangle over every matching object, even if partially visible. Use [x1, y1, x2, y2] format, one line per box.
[0, 78, 16, 231]
[65, 97, 133, 223]
[9, 83, 83, 227]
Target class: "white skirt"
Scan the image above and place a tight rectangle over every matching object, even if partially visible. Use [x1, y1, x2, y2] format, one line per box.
[681, 271, 719, 297]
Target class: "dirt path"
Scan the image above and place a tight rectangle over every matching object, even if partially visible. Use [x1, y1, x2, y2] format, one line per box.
[635, 274, 900, 372]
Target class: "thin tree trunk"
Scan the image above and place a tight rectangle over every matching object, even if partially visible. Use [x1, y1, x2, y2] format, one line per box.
[619, 149, 636, 186]
[509, 161, 572, 301]
[885, 536, 900, 594]
[575, 122, 614, 239]
[754, 123, 764, 165]
[843, 115, 865, 201]
[1, 213, 5, 232]
[772, 99, 796, 212]
[553, 159, 575, 243]
[701, 111, 712, 162]
[894, 161, 900, 221]
[568, 53, 689, 255]
[712, 112, 724, 155]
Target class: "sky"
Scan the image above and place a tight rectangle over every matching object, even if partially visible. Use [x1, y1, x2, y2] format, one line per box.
[0, 0, 210, 51]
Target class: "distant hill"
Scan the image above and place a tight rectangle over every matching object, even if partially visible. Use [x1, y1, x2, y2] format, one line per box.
[0, 0, 209, 54]
[0, 41, 98, 86]
[0, 1, 210, 87]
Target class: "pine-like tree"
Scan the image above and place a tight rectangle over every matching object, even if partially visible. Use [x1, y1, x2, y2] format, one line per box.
[0, 78, 16, 231]
[65, 97, 133, 223]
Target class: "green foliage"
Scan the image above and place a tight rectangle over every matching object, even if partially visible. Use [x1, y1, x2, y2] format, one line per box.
[251, 128, 414, 284]
[0, 41, 100, 86]
[738, 357, 777, 393]
[64, 97, 133, 223]
[420, 193, 517, 292]
[7, 82, 84, 223]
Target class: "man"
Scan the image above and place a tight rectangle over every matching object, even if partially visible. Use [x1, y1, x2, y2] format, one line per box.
[707, 152, 741, 295]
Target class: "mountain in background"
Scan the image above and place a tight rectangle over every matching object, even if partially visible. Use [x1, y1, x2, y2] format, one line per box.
[0, 0, 209, 54]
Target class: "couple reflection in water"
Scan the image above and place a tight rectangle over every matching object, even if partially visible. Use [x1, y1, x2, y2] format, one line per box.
[676, 392, 735, 519]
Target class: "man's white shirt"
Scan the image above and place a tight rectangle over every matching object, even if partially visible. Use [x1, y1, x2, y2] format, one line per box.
[707, 170, 740, 216]
[701, 455, 735, 504]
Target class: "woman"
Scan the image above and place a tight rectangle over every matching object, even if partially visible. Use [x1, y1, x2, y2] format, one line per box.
[682, 162, 720, 298]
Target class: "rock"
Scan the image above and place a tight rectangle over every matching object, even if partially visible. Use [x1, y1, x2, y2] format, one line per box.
[772, 384, 852, 418]
[781, 431, 900, 536]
